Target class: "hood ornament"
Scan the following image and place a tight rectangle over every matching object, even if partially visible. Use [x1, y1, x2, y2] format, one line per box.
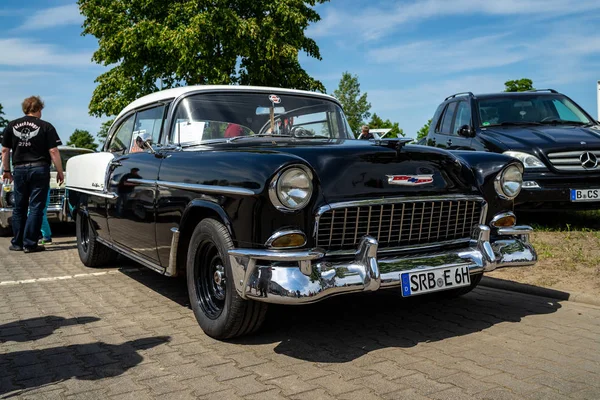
[387, 175, 433, 185]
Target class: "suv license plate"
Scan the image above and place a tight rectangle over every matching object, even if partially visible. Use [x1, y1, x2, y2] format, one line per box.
[570, 189, 600, 202]
[401, 265, 470, 297]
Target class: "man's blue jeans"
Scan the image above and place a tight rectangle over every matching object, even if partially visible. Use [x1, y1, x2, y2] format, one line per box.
[11, 165, 50, 249]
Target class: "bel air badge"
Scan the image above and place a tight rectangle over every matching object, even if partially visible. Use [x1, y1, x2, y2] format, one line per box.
[387, 175, 433, 185]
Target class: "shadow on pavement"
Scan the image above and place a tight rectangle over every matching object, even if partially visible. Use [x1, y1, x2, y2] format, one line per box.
[232, 287, 562, 363]
[0, 336, 171, 397]
[0, 316, 100, 343]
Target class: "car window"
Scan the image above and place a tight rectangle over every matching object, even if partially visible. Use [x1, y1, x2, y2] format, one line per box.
[439, 102, 457, 134]
[453, 102, 471, 134]
[133, 105, 165, 150]
[108, 115, 135, 155]
[551, 99, 588, 122]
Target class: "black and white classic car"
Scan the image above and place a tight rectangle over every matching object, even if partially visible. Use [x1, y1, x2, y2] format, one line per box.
[66, 86, 537, 339]
[0, 145, 94, 236]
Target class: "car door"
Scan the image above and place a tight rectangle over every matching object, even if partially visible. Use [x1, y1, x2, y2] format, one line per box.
[106, 105, 166, 264]
[433, 102, 457, 149]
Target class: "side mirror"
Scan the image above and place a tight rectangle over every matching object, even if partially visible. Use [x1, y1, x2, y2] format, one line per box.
[135, 131, 155, 153]
[458, 125, 475, 138]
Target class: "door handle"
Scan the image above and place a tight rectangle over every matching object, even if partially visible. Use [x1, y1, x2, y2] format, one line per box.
[447, 139, 453, 146]
[110, 160, 122, 168]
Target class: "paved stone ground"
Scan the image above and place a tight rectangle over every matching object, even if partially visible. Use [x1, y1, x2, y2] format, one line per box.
[1, 231, 599, 399]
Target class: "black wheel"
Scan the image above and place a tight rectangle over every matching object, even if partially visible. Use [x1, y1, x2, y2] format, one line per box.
[76, 212, 118, 267]
[438, 272, 483, 298]
[187, 218, 268, 339]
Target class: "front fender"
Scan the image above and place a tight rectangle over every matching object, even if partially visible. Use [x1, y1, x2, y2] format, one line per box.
[179, 199, 235, 240]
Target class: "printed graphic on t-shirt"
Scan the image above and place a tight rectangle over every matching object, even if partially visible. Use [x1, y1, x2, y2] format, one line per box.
[12, 121, 41, 147]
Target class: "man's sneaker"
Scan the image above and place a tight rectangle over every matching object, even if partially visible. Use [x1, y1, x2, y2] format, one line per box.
[8, 245, 23, 251]
[24, 245, 46, 254]
[39, 237, 52, 245]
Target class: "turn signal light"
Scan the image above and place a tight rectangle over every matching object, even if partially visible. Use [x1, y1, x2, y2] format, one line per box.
[490, 214, 516, 228]
[269, 233, 306, 249]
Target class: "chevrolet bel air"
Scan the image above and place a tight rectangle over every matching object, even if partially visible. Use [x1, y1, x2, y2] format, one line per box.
[65, 86, 537, 339]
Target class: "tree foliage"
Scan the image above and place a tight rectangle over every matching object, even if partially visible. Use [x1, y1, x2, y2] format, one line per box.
[0, 103, 8, 129]
[368, 113, 404, 138]
[504, 78, 534, 92]
[96, 119, 114, 147]
[333, 72, 371, 134]
[416, 119, 432, 141]
[67, 129, 98, 151]
[78, 0, 329, 117]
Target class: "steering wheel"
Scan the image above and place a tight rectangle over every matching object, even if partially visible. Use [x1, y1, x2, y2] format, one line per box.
[291, 126, 314, 137]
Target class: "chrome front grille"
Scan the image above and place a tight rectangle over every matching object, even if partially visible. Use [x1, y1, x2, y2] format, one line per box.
[49, 189, 65, 206]
[316, 197, 485, 252]
[547, 150, 600, 171]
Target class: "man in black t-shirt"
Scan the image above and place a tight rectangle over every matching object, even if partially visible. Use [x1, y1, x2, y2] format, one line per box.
[1, 96, 64, 252]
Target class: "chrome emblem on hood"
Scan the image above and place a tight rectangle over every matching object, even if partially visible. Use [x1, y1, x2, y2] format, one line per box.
[580, 152, 598, 169]
[387, 175, 434, 185]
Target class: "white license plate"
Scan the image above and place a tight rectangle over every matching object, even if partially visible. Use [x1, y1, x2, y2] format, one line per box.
[401, 265, 470, 297]
[570, 189, 600, 202]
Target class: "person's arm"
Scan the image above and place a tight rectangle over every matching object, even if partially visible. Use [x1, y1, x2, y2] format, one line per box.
[49, 147, 64, 185]
[1, 147, 11, 183]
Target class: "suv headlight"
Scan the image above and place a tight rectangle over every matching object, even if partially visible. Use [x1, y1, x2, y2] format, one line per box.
[503, 151, 545, 168]
[269, 166, 313, 211]
[495, 164, 523, 200]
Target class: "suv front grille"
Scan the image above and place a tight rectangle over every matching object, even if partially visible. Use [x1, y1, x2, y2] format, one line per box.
[547, 150, 600, 172]
[49, 189, 65, 206]
[316, 197, 485, 253]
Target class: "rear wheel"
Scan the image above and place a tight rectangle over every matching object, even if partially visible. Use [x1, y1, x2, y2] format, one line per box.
[187, 218, 268, 339]
[76, 212, 118, 267]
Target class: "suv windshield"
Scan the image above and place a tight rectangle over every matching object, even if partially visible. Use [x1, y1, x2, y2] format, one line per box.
[169, 92, 353, 144]
[478, 94, 592, 127]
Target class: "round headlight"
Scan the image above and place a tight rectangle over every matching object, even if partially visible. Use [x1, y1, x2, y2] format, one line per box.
[495, 164, 523, 200]
[269, 166, 313, 211]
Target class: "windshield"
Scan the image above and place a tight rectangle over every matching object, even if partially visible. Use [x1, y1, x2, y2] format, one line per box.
[478, 95, 592, 127]
[169, 92, 353, 144]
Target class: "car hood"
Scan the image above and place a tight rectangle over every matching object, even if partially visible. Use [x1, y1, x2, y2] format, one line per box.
[481, 124, 600, 153]
[200, 139, 482, 204]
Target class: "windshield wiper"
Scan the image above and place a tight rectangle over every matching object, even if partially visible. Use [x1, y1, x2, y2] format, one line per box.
[539, 119, 586, 125]
[493, 121, 542, 126]
[228, 134, 293, 142]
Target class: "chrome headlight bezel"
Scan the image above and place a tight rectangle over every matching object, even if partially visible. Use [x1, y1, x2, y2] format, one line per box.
[503, 151, 545, 169]
[268, 165, 314, 212]
[494, 164, 523, 200]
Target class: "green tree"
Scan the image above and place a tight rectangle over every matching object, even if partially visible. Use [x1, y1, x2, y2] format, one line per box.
[96, 118, 114, 148]
[504, 78, 534, 92]
[416, 119, 432, 141]
[79, 0, 329, 117]
[368, 113, 404, 138]
[333, 72, 371, 134]
[0, 103, 9, 129]
[67, 129, 97, 151]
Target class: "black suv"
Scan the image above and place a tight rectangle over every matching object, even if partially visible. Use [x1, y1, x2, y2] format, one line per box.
[424, 89, 600, 210]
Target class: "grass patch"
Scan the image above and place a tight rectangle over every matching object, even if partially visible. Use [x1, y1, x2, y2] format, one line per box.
[520, 210, 600, 232]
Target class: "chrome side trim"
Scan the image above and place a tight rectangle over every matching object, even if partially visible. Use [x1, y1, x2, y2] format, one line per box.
[96, 236, 166, 275]
[265, 229, 307, 249]
[65, 186, 118, 199]
[156, 180, 255, 196]
[128, 178, 157, 186]
[167, 228, 180, 277]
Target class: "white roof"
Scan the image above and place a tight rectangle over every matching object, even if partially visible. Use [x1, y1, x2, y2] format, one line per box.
[117, 85, 340, 120]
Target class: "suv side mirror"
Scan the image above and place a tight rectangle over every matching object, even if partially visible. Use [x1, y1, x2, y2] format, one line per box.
[458, 125, 475, 138]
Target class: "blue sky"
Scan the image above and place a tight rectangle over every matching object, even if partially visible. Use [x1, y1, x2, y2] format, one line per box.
[1, 0, 599, 143]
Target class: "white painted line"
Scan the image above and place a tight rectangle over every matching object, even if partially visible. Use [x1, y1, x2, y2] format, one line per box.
[0, 268, 143, 286]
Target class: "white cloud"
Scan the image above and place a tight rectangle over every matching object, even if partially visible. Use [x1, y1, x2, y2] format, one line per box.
[0, 38, 93, 68]
[308, 0, 600, 41]
[16, 4, 83, 31]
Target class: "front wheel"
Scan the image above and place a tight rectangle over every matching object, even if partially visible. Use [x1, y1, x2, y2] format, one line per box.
[76, 212, 118, 267]
[187, 218, 268, 339]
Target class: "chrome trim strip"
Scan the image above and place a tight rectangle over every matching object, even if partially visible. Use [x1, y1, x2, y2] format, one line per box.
[229, 248, 325, 261]
[324, 237, 473, 257]
[167, 228, 180, 277]
[65, 186, 118, 199]
[265, 229, 307, 249]
[128, 178, 157, 185]
[96, 236, 166, 274]
[497, 226, 533, 236]
[156, 180, 255, 196]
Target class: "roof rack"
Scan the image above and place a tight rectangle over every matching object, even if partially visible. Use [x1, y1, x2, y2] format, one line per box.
[444, 92, 474, 101]
[525, 89, 559, 94]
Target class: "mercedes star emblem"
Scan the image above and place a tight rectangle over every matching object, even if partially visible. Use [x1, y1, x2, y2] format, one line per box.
[580, 152, 598, 169]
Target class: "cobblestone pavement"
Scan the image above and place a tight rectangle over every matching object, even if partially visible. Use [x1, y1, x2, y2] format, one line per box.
[1, 233, 599, 399]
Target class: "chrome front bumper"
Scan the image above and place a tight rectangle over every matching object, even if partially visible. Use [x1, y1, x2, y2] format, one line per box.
[229, 225, 537, 305]
[0, 203, 70, 229]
